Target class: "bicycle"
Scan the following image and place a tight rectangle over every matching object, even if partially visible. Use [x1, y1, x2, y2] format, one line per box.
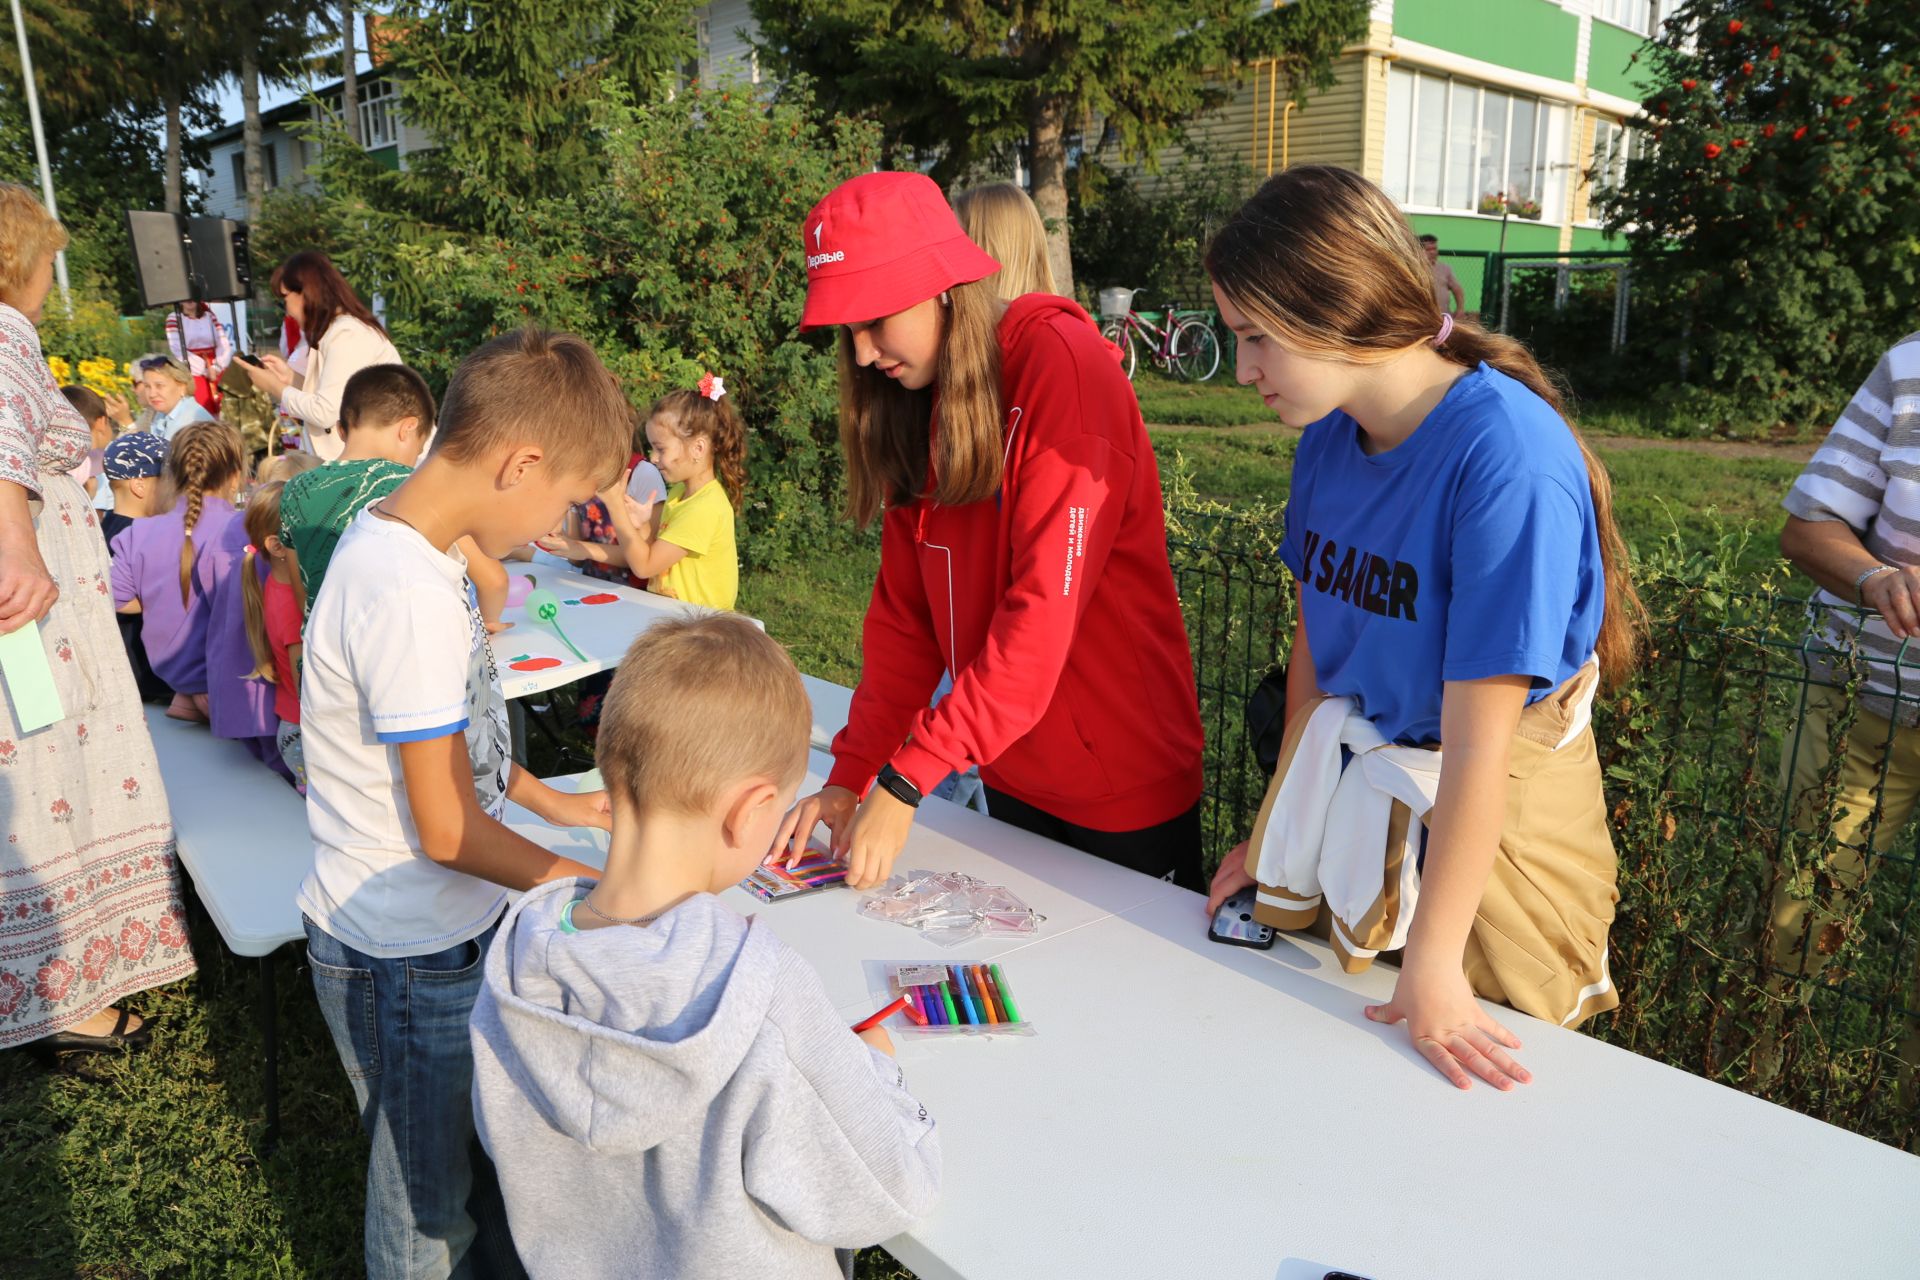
[1095, 287, 1222, 383]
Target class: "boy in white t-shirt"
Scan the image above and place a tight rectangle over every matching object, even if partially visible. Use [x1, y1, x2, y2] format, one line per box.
[297, 327, 633, 1279]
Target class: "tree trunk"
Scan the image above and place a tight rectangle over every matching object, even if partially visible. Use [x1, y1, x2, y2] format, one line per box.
[1029, 95, 1073, 298]
[241, 46, 264, 227]
[163, 85, 182, 214]
[341, 1, 361, 145]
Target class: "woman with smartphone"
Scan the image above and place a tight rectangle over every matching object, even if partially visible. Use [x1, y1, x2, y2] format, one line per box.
[232, 251, 401, 460]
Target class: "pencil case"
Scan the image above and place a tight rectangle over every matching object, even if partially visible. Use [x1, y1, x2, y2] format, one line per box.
[872, 960, 1035, 1037]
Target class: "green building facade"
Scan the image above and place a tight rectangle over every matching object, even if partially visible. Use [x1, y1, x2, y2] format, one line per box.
[1208, 0, 1661, 308]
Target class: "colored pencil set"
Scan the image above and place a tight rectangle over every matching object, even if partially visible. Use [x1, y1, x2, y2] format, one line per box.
[742, 849, 850, 902]
[885, 962, 1028, 1033]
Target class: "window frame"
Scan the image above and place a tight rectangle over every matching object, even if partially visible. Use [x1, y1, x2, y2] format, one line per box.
[1384, 65, 1568, 223]
[358, 78, 398, 150]
[1595, 1, 1663, 39]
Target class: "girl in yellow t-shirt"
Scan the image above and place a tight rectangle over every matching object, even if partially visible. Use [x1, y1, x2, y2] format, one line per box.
[616, 376, 743, 610]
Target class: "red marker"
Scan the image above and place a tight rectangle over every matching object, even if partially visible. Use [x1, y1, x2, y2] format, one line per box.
[851, 995, 909, 1033]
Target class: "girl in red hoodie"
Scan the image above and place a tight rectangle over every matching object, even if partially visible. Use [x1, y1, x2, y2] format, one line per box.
[774, 172, 1206, 890]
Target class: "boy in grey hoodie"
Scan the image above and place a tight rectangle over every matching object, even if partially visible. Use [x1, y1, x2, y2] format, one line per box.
[470, 614, 941, 1279]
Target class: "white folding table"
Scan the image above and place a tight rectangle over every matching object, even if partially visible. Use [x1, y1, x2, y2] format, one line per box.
[507, 754, 1920, 1280]
[491, 561, 764, 761]
[145, 708, 309, 1146]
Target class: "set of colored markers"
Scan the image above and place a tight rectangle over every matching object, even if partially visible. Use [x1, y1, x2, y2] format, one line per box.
[742, 849, 849, 903]
[864, 962, 1033, 1036]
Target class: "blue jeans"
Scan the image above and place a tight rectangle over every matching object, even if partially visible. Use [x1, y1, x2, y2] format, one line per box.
[304, 915, 525, 1280]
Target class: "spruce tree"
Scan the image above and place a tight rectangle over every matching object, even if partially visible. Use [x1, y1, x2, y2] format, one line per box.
[749, 0, 1367, 295]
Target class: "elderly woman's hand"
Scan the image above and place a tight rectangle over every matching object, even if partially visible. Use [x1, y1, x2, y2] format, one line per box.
[0, 502, 57, 635]
[102, 391, 134, 429]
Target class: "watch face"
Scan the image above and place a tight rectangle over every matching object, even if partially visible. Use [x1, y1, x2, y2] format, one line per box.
[880, 766, 920, 805]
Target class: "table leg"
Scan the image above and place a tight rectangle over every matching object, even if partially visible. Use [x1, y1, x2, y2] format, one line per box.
[258, 950, 280, 1154]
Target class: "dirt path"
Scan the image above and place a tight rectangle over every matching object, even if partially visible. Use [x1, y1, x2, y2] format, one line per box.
[1147, 419, 1819, 463]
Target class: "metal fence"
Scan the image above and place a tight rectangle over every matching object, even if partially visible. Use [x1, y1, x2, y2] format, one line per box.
[1167, 506, 1920, 1151]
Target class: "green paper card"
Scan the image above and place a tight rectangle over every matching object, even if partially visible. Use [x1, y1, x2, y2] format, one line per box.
[0, 620, 63, 733]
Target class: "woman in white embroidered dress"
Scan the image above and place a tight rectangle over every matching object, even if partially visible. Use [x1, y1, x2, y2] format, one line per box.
[0, 183, 195, 1055]
[164, 299, 235, 414]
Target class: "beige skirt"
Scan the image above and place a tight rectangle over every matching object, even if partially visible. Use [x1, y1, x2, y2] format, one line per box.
[0, 471, 196, 1045]
[1247, 662, 1619, 1028]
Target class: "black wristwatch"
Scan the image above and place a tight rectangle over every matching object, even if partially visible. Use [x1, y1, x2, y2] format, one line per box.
[874, 763, 922, 809]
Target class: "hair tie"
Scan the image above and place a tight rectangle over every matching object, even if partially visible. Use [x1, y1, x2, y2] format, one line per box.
[697, 373, 726, 402]
[244, 543, 258, 555]
[1433, 313, 1455, 347]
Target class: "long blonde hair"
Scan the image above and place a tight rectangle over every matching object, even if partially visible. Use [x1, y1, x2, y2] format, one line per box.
[241, 482, 289, 683]
[953, 183, 1057, 301]
[838, 278, 1004, 526]
[161, 420, 247, 607]
[1205, 165, 1645, 690]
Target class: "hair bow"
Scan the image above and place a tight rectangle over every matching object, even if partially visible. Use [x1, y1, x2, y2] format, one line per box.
[698, 373, 726, 402]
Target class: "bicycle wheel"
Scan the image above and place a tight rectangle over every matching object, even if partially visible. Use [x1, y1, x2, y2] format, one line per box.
[1172, 318, 1221, 383]
[1100, 321, 1138, 382]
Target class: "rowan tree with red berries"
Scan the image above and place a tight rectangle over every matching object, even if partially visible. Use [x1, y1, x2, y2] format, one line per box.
[1601, 1, 1920, 425]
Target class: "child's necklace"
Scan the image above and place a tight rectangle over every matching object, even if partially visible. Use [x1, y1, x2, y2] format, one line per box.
[577, 894, 663, 928]
[374, 499, 441, 545]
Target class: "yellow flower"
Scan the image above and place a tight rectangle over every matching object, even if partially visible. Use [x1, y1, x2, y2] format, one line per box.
[46, 356, 71, 382]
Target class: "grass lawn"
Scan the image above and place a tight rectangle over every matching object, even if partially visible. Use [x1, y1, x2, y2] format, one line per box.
[1133, 369, 1271, 428]
[0, 393, 1811, 1279]
[1152, 418, 1805, 580]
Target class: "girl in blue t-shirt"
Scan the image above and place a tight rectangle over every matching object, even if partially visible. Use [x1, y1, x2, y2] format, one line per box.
[1202, 166, 1644, 1092]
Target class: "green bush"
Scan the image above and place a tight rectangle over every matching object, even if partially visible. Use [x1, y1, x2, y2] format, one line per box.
[1608, 0, 1920, 429]
[262, 78, 880, 568]
[36, 282, 165, 372]
[1069, 142, 1255, 311]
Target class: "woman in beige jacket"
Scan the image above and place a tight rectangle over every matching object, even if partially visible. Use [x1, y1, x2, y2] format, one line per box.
[234, 251, 402, 460]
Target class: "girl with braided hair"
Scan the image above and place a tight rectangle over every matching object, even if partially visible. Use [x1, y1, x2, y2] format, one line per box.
[111, 419, 246, 723]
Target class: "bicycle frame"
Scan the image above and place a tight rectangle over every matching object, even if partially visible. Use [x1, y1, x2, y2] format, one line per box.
[1118, 307, 1183, 367]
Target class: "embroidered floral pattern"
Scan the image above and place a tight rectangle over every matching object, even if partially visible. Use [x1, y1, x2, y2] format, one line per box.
[121, 776, 140, 799]
[118, 920, 151, 963]
[48, 798, 72, 823]
[157, 908, 187, 950]
[0, 971, 25, 1016]
[34, 958, 74, 1002]
[80, 937, 114, 982]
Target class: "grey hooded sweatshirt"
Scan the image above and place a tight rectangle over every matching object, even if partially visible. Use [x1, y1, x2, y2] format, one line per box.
[470, 878, 941, 1279]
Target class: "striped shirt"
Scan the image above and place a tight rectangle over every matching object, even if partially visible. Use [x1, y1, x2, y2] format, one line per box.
[1784, 332, 1920, 724]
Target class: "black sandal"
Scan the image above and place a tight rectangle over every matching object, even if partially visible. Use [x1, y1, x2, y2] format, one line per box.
[34, 1007, 155, 1056]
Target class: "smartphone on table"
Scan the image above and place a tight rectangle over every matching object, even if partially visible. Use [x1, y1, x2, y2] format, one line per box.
[1208, 887, 1276, 950]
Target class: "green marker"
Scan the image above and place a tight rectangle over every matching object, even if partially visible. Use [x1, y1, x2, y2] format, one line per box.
[938, 980, 960, 1026]
[990, 964, 1021, 1023]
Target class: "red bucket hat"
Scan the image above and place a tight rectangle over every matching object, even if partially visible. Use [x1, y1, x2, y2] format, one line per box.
[798, 172, 1001, 332]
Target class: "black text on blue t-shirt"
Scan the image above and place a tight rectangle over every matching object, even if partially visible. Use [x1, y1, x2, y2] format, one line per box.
[1298, 529, 1419, 621]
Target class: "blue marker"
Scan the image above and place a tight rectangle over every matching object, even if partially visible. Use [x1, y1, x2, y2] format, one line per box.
[948, 966, 978, 1024]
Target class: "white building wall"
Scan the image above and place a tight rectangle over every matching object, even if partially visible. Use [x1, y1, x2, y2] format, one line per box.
[700, 0, 763, 87]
